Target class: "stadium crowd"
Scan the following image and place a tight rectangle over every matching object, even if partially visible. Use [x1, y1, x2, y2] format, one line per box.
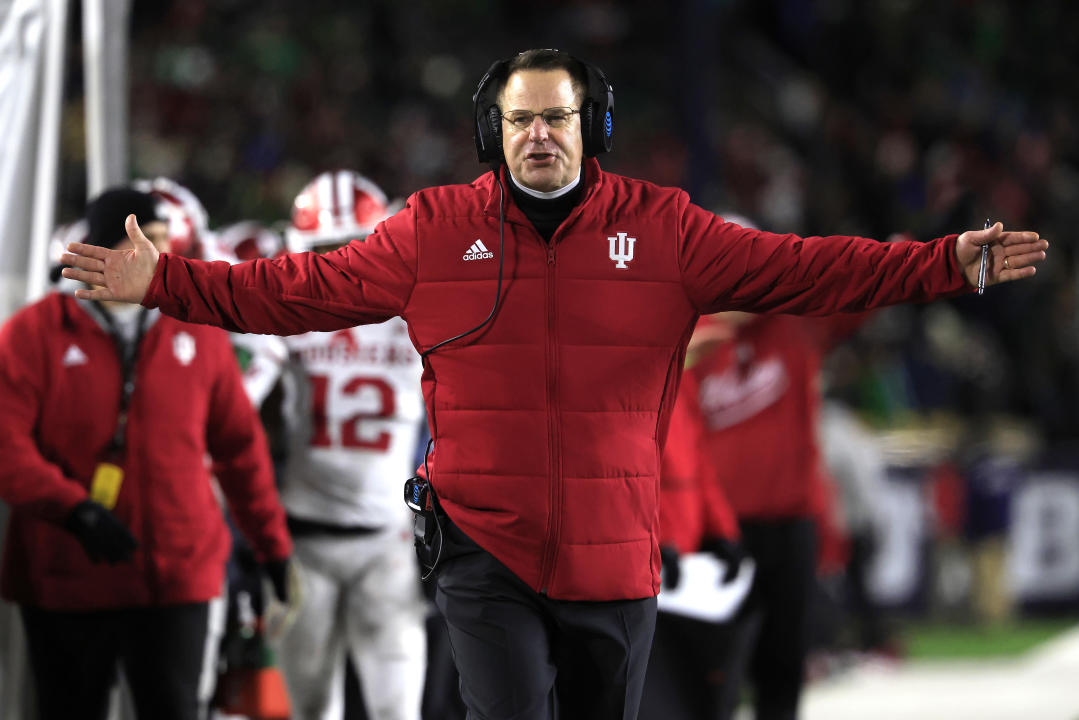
[46, 1, 1078, 437]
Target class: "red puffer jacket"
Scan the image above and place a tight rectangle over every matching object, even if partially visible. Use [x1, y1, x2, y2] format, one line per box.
[0, 294, 291, 610]
[144, 158, 968, 600]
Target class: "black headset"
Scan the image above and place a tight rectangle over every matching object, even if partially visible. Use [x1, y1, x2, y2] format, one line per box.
[472, 51, 615, 164]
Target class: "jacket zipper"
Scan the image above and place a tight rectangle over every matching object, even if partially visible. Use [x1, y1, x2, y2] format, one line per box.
[538, 244, 561, 593]
[530, 177, 596, 593]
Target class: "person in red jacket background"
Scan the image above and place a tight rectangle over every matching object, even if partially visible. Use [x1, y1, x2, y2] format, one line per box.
[690, 310, 868, 720]
[60, 50, 1045, 720]
[0, 188, 293, 720]
[640, 371, 746, 720]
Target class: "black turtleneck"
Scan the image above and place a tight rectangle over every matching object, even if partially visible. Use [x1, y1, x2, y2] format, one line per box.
[508, 172, 584, 243]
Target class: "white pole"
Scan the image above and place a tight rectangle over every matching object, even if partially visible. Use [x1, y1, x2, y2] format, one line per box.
[24, 0, 68, 303]
[83, 0, 106, 197]
[0, 0, 47, 320]
[83, 0, 130, 199]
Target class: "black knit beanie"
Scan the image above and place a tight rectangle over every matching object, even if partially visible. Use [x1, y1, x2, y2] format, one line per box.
[86, 187, 162, 249]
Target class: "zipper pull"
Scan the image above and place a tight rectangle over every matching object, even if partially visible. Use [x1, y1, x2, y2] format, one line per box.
[547, 247, 555, 265]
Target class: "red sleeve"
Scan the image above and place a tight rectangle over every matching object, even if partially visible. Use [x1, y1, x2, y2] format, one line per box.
[676, 196, 970, 315]
[658, 486, 698, 553]
[0, 305, 87, 522]
[659, 384, 704, 554]
[144, 201, 419, 335]
[204, 330, 292, 562]
[661, 374, 745, 551]
[661, 377, 741, 549]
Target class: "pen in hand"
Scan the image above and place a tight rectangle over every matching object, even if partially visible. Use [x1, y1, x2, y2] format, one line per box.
[977, 218, 991, 295]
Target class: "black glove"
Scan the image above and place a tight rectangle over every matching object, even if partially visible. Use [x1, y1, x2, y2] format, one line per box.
[659, 545, 682, 590]
[699, 536, 745, 583]
[63, 500, 137, 564]
[263, 558, 290, 603]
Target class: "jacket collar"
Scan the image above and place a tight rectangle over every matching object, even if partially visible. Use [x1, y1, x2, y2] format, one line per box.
[483, 157, 604, 224]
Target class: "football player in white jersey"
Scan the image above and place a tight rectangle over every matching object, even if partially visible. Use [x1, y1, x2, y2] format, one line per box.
[272, 171, 427, 720]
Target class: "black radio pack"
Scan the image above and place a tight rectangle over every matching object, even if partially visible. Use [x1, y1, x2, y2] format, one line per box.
[404, 475, 442, 577]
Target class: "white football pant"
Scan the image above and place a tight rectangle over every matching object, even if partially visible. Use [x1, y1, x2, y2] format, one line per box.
[276, 526, 426, 720]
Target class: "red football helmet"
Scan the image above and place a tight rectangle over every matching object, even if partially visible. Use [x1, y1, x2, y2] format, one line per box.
[286, 170, 391, 253]
[131, 177, 209, 259]
[211, 221, 285, 263]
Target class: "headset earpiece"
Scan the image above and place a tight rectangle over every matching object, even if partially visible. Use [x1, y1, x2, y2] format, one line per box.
[582, 65, 614, 157]
[488, 107, 502, 144]
[473, 60, 507, 164]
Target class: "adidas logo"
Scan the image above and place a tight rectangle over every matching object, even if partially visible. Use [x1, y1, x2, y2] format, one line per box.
[462, 239, 494, 262]
[62, 343, 88, 367]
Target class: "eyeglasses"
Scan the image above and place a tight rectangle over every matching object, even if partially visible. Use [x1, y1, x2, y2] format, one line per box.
[502, 107, 580, 130]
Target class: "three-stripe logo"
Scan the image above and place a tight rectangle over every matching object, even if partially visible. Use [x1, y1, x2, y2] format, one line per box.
[463, 239, 494, 261]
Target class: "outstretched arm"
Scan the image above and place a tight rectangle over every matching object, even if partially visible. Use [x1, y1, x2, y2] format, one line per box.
[63, 208, 419, 335]
[679, 199, 1049, 316]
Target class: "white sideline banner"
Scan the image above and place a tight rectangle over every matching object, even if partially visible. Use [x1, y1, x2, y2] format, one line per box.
[1011, 473, 1079, 602]
[868, 469, 1079, 608]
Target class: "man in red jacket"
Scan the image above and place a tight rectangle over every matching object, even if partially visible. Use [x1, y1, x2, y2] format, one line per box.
[0, 188, 293, 720]
[60, 50, 1046, 720]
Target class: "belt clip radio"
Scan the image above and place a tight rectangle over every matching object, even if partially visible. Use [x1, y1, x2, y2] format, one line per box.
[404, 476, 437, 549]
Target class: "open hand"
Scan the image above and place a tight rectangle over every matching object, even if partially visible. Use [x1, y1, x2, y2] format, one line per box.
[60, 214, 160, 304]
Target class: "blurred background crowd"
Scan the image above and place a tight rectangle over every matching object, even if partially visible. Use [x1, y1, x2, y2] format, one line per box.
[5, 0, 1079, 718]
[47, 0, 1079, 438]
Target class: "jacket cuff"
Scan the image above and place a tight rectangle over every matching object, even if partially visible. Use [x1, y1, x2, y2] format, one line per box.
[941, 234, 974, 295]
[141, 254, 169, 310]
[39, 481, 89, 525]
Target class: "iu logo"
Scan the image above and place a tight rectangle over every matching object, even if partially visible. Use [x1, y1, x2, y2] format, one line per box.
[608, 232, 636, 269]
[173, 331, 196, 366]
